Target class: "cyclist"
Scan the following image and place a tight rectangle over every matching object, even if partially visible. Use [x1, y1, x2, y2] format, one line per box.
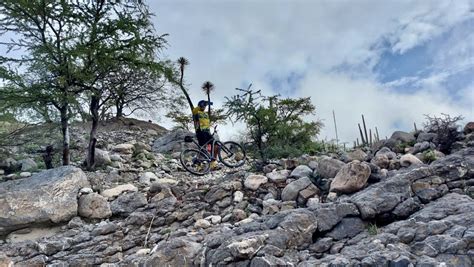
[192, 100, 219, 170]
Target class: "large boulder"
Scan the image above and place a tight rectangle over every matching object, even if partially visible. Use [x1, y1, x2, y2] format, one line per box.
[317, 157, 345, 179]
[153, 129, 194, 154]
[330, 161, 371, 193]
[0, 166, 90, 235]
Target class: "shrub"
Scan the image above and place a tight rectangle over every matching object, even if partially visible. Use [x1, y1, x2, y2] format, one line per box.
[424, 114, 463, 154]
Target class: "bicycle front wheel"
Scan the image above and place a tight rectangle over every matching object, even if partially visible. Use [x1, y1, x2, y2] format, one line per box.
[218, 141, 246, 168]
[180, 149, 211, 176]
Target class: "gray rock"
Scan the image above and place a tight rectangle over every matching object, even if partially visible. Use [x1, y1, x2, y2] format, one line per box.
[112, 143, 134, 154]
[330, 161, 371, 194]
[375, 147, 397, 160]
[262, 164, 278, 174]
[349, 167, 433, 219]
[0, 166, 90, 236]
[311, 203, 360, 231]
[110, 192, 147, 216]
[317, 157, 345, 179]
[139, 172, 158, 186]
[327, 217, 366, 240]
[371, 154, 390, 169]
[281, 177, 312, 201]
[266, 169, 290, 183]
[391, 131, 415, 143]
[244, 174, 268, 190]
[417, 132, 437, 142]
[19, 158, 38, 172]
[78, 193, 112, 219]
[93, 149, 112, 167]
[342, 149, 367, 163]
[0, 157, 20, 173]
[400, 154, 423, 167]
[152, 129, 194, 154]
[290, 165, 313, 178]
[412, 141, 434, 154]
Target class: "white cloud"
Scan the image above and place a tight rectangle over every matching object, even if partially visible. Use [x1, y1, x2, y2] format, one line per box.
[146, 0, 473, 143]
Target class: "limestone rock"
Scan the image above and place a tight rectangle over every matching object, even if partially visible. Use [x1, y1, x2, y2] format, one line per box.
[281, 177, 312, 201]
[400, 154, 423, 167]
[94, 149, 112, 167]
[110, 192, 147, 216]
[266, 169, 290, 183]
[330, 161, 371, 194]
[0, 166, 90, 236]
[390, 131, 415, 143]
[290, 165, 313, 178]
[112, 143, 134, 154]
[101, 184, 138, 199]
[244, 174, 268, 190]
[317, 157, 345, 179]
[78, 193, 112, 219]
[19, 158, 38, 172]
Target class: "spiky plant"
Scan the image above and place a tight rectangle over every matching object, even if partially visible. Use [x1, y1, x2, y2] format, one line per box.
[177, 57, 189, 85]
[201, 81, 214, 118]
[176, 57, 193, 111]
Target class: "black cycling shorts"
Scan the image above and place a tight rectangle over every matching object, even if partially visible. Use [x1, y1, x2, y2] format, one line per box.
[196, 130, 213, 146]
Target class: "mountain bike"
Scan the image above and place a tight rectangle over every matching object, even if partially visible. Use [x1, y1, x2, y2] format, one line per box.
[180, 126, 246, 175]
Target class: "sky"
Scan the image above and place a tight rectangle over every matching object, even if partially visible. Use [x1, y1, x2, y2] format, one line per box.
[147, 0, 474, 145]
[2, 0, 472, 145]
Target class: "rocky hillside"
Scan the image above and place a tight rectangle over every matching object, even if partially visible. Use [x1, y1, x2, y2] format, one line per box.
[0, 119, 473, 266]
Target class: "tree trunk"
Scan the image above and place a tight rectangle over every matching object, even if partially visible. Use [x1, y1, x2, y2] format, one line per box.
[60, 106, 70, 165]
[207, 93, 211, 120]
[86, 94, 100, 170]
[116, 97, 124, 118]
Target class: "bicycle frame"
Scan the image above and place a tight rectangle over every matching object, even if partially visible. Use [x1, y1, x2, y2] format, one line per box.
[190, 138, 220, 160]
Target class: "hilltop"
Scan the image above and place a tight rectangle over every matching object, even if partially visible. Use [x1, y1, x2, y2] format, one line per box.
[0, 118, 473, 266]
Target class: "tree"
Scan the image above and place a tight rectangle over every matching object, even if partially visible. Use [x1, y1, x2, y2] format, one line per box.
[225, 84, 322, 161]
[0, 0, 170, 169]
[166, 107, 227, 131]
[0, 1, 86, 165]
[201, 81, 214, 118]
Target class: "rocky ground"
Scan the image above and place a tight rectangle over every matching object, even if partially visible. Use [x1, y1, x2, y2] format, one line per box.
[0, 119, 473, 266]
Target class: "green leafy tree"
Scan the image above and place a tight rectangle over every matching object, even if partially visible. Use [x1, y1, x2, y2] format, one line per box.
[0, 0, 170, 169]
[225, 84, 323, 161]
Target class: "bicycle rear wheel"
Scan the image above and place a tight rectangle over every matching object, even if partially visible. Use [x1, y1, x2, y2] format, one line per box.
[218, 141, 246, 168]
[180, 149, 211, 176]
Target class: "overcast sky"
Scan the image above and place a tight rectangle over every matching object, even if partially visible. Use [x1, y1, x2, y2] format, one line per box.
[148, 0, 473, 144]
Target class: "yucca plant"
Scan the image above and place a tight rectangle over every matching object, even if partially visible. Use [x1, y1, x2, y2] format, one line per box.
[176, 57, 194, 112]
[201, 81, 214, 118]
